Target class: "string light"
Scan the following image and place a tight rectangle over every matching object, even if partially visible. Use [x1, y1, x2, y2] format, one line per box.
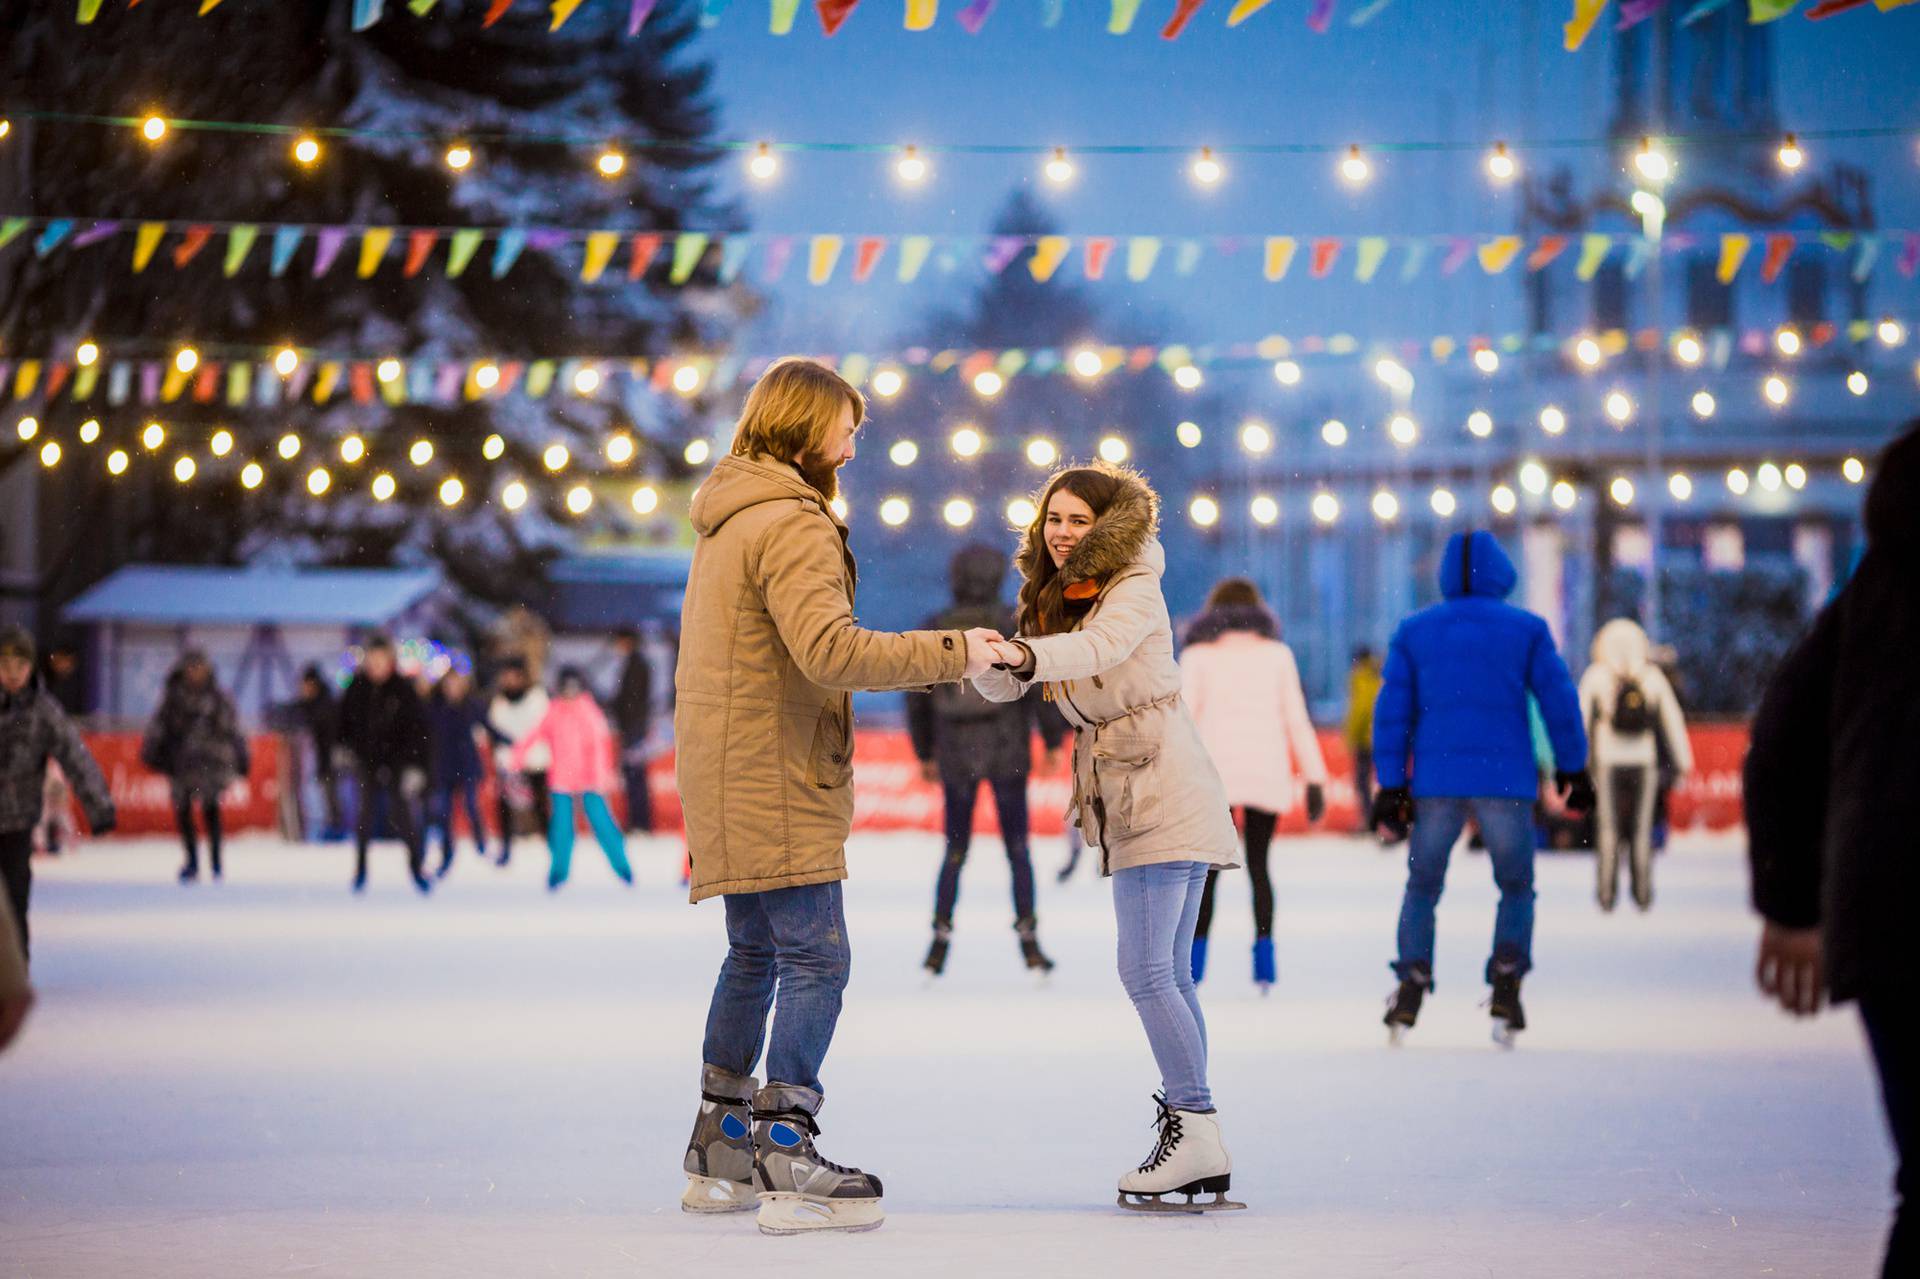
[239, 460, 263, 488]
[829, 496, 849, 520]
[1727, 467, 1751, 495]
[474, 362, 501, 391]
[1071, 347, 1105, 378]
[596, 148, 626, 178]
[972, 369, 1003, 397]
[339, 434, 365, 463]
[39, 441, 60, 468]
[1539, 406, 1566, 436]
[1604, 390, 1633, 424]
[1373, 357, 1412, 392]
[1172, 364, 1203, 390]
[1775, 326, 1802, 357]
[1633, 136, 1671, 183]
[894, 145, 929, 184]
[377, 357, 403, 383]
[0, 119, 9, 141]
[1239, 421, 1273, 454]
[1044, 147, 1075, 185]
[1776, 133, 1804, 171]
[142, 421, 166, 450]
[631, 484, 659, 515]
[605, 434, 636, 466]
[951, 427, 983, 458]
[1190, 147, 1223, 186]
[210, 429, 234, 457]
[1878, 318, 1907, 347]
[1371, 489, 1400, 523]
[1025, 438, 1058, 467]
[565, 484, 593, 515]
[1251, 495, 1279, 526]
[439, 477, 465, 506]
[1519, 460, 1549, 495]
[1785, 463, 1807, 490]
[942, 498, 975, 528]
[371, 472, 397, 501]
[1473, 348, 1500, 374]
[1176, 421, 1204, 448]
[502, 479, 529, 511]
[78, 419, 101, 444]
[542, 443, 570, 472]
[292, 134, 322, 166]
[307, 467, 331, 496]
[1006, 498, 1038, 527]
[276, 431, 300, 459]
[1609, 476, 1635, 507]
[1388, 414, 1418, 447]
[107, 449, 130, 476]
[1843, 456, 1866, 483]
[1098, 435, 1130, 463]
[1189, 495, 1220, 527]
[15, 416, 37, 441]
[1691, 389, 1717, 418]
[889, 440, 919, 467]
[140, 114, 167, 143]
[1430, 488, 1457, 517]
[880, 496, 911, 527]
[1847, 370, 1869, 396]
[445, 143, 473, 172]
[1550, 480, 1577, 510]
[174, 346, 199, 374]
[1339, 144, 1371, 186]
[1673, 333, 1704, 366]
[1310, 491, 1340, 525]
[1669, 472, 1693, 501]
[747, 141, 778, 182]
[1758, 462, 1784, 492]
[173, 456, 196, 483]
[409, 439, 434, 466]
[273, 345, 299, 376]
[1485, 141, 1518, 183]
[1574, 336, 1603, 369]
[871, 367, 905, 398]
[1763, 374, 1790, 406]
[75, 340, 99, 367]
[1272, 360, 1301, 386]
[482, 434, 506, 461]
[1490, 484, 1518, 515]
[684, 439, 711, 465]
[1467, 410, 1493, 438]
[1320, 419, 1348, 447]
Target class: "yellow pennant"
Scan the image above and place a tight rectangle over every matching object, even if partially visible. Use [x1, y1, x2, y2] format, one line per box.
[1108, 0, 1143, 31]
[198, 0, 226, 12]
[1226, 0, 1271, 22]
[1263, 236, 1296, 281]
[357, 228, 393, 277]
[313, 362, 343, 404]
[132, 222, 167, 272]
[1563, 0, 1606, 49]
[1028, 236, 1071, 282]
[1477, 236, 1523, 274]
[549, 0, 586, 27]
[1716, 233, 1751, 284]
[808, 235, 843, 284]
[905, 0, 937, 27]
[13, 361, 40, 400]
[581, 230, 620, 281]
[162, 365, 191, 403]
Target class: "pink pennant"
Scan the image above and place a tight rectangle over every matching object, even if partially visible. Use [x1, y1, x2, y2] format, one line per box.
[1306, 0, 1333, 30]
[1309, 238, 1341, 278]
[628, 0, 658, 31]
[762, 235, 795, 282]
[312, 227, 349, 277]
[1440, 237, 1473, 275]
[1084, 237, 1115, 279]
[1160, 0, 1204, 36]
[956, 0, 995, 31]
[1898, 233, 1920, 279]
[1616, 0, 1665, 25]
[852, 236, 886, 281]
[816, 0, 859, 33]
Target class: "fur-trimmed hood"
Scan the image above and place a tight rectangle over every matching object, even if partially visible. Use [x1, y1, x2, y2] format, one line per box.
[1015, 464, 1162, 587]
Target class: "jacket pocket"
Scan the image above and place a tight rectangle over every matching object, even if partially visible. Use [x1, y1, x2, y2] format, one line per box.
[807, 708, 853, 789]
[1091, 734, 1163, 838]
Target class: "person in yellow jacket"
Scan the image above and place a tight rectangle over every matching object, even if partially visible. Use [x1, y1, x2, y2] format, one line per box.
[673, 357, 1001, 1234]
[1343, 645, 1384, 834]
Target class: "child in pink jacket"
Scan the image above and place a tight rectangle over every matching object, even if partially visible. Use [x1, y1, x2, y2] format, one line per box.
[510, 667, 633, 889]
[1179, 579, 1328, 991]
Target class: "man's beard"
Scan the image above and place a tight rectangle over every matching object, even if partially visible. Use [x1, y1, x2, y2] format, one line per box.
[795, 450, 841, 502]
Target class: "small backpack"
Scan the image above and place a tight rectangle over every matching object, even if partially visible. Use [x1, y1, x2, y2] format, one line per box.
[1611, 676, 1654, 736]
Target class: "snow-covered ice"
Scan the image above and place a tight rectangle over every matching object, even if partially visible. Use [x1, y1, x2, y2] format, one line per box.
[0, 829, 1892, 1277]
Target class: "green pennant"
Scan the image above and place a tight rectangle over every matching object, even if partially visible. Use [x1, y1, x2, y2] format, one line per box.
[223, 225, 260, 276]
[446, 229, 484, 278]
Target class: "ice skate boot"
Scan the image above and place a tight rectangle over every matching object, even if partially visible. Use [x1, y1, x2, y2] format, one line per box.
[1252, 937, 1276, 994]
[1488, 963, 1527, 1048]
[923, 920, 951, 979]
[1117, 1094, 1244, 1214]
[1015, 916, 1054, 977]
[1384, 962, 1430, 1046]
[750, 1084, 884, 1235]
[1190, 937, 1208, 984]
[682, 1064, 759, 1213]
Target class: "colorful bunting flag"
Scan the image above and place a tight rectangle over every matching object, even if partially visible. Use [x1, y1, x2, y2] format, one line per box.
[490, 228, 527, 279]
[1108, 0, 1143, 31]
[549, 0, 586, 25]
[1759, 232, 1794, 283]
[816, 0, 858, 32]
[582, 230, 619, 281]
[627, 232, 663, 280]
[77, 0, 104, 20]
[270, 226, 303, 277]
[956, 0, 995, 31]
[898, 235, 932, 281]
[357, 227, 393, 277]
[1680, 0, 1734, 21]
[443, 228, 482, 278]
[1575, 233, 1611, 280]
[72, 220, 122, 248]
[1853, 235, 1880, 282]
[313, 227, 349, 277]
[1354, 236, 1389, 281]
[762, 235, 795, 281]
[353, 0, 388, 28]
[1616, 0, 1664, 23]
[1084, 237, 1115, 279]
[1126, 237, 1161, 281]
[223, 225, 259, 276]
[905, 0, 937, 28]
[630, 0, 658, 31]
[1748, 0, 1799, 18]
[700, 0, 732, 26]
[1310, 238, 1341, 278]
[172, 224, 213, 268]
[1040, 0, 1063, 23]
[983, 237, 1023, 274]
[1029, 235, 1071, 282]
[1716, 233, 1750, 283]
[1477, 236, 1523, 274]
[1174, 240, 1204, 275]
[1440, 237, 1473, 275]
[771, 0, 802, 31]
[807, 235, 842, 283]
[1161, 0, 1204, 36]
[1897, 232, 1920, 278]
[1565, 0, 1608, 47]
[853, 236, 886, 281]
[130, 223, 166, 271]
[1398, 240, 1430, 281]
[0, 218, 27, 251]
[1525, 235, 1569, 271]
[483, 0, 514, 25]
[671, 232, 711, 283]
[33, 219, 75, 256]
[1306, 0, 1334, 29]
[1225, 0, 1271, 20]
[403, 229, 438, 276]
[719, 236, 752, 282]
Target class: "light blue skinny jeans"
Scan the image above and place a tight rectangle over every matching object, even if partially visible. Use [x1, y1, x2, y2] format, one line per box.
[1113, 860, 1213, 1112]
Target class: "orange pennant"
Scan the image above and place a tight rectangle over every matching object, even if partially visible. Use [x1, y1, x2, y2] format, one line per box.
[1760, 233, 1795, 283]
[172, 225, 213, 267]
[1309, 238, 1341, 278]
[1084, 237, 1114, 279]
[403, 230, 438, 277]
[852, 236, 886, 281]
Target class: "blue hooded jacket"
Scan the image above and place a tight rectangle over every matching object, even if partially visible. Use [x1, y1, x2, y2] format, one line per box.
[1372, 530, 1587, 799]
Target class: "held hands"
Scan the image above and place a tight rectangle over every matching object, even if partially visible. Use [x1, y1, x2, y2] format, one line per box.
[1756, 921, 1825, 1017]
[961, 628, 1005, 679]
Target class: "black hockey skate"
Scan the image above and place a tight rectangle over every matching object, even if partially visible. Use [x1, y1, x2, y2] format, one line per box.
[1384, 963, 1430, 1046]
[1015, 916, 1054, 976]
[1488, 966, 1527, 1048]
[922, 921, 951, 979]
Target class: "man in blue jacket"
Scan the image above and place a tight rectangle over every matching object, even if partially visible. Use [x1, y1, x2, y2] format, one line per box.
[1370, 530, 1594, 1044]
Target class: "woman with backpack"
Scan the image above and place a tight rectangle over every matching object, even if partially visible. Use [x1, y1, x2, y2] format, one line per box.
[1578, 618, 1693, 911]
[142, 651, 248, 883]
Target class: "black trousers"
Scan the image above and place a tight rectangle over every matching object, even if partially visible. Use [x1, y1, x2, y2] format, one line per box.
[0, 828, 31, 963]
[494, 770, 552, 863]
[621, 754, 653, 834]
[355, 771, 424, 882]
[1195, 807, 1279, 940]
[175, 793, 224, 875]
[932, 774, 1035, 925]
[1864, 994, 1917, 1278]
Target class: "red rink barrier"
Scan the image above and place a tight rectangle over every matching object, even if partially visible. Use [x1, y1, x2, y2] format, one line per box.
[77, 722, 1750, 839]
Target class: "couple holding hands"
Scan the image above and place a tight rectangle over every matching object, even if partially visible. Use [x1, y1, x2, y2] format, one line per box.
[672, 357, 1244, 1235]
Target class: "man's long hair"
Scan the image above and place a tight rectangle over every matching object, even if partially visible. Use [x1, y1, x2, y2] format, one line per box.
[728, 357, 866, 500]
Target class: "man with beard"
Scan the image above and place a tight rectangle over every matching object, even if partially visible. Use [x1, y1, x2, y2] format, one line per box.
[673, 357, 1002, 1235]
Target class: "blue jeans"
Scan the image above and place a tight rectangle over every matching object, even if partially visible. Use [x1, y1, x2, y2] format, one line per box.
[1113, 861, 1212, 1112]
[702, 882, 852, 1096]
[546, 792, 632, 886]
[429, 780, 485, 871]
[1394, 796, 1536, 986]
[933, 774, 1036, 923]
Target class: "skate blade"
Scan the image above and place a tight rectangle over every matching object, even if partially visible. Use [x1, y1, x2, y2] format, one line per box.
[681, 1175, 758, 1213]
[755, 1192, 884, 1235]
[1491, 1019, 1521, 1049]
[1117, 1191, 1247, 1214]
[1387, 1023, 1407, 1047]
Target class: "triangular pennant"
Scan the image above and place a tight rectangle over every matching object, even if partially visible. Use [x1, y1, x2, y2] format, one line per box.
[1040, 0, 1063, 23]
[78, 0, 105, 20]
[1680, 0, 1734, 21]
[983, 236, 1024, 274]
[1759, 232, 1794, 283]
[1716, 233, 1751, 284]
[172, 224, 214, 268]
[226, 362, 251, 407]
[1748, 0, 1799, 19]
[1895, 232, 1919, 278]
[807, 235, 843, 284]
[550, 0, 586, 26]
[816, 0, 859, 30]
[1160, 0, 1204, 36]
[1226, 0, 1271, 20]
[1617, 0, 1665, 23]
[718, 237, 752, 282]
[268, 225, 303, 276]
[1575, 233, 1611, 280]
[491, 228, 528, 278]
[1398, 239, 1431, 281]
[13, 361, 40, 399]
[444, 228, 482, 277]
[956, 0, 995, 30]
[403, 229, 437, 276]
[132, 222, 167, 271]
[1440, 236, 1473, 275]
[905, 0, 936, 27]
[1108, 0, 1144, 30]
[357, 227, 394, 277]
[199, 0, 226, 12]
[1851, 234, 1880, 282]
[1477, 236, 1523, 274]
[700, 0, 732, 26]
[0, 217, 28, 251]
[352, 0, 388, 27]
[1126, 237, 1161, 281]
[483, 0, 514, 25]
[627, 232, 662, 279]
[1525, 235, 1569, 271]
[1564, 0, 1608, 48]
[1263, 237, 1297, 281]
[71, 219, 122, 248]
[33, 219, 75, 256]
[1623, 239, 1653, 279]
[1174, 240, 1204, 275]
[1818, 231, 1855, 252]
[582, 230, 620, 281]
[73, 364, 100, 402]
[1354, 236, 1389, 281]
[45, 364, 71, 401]
[897, 235, 932, 281]
[671, 231, 711, 283]
[852, 236, 886, 281]
[409, 0, 440, 12]
[1084, 237, 1115, 279]
[763, 235, 795, 281]
[222, 225, 259, 276]
[771, 0, 802, 30]
[629, 0, 658, 31]
[1309, 238, 1341, 278]
[1347, 0, 1392, 21]
[313, 227, 349, 277]
[1306, 0, 1334, 28]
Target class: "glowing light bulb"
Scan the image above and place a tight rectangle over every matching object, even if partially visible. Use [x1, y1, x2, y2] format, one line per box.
[78, 419, 101, 444]
[829, 496, 849, 520]
[339, 434, 365, 464]
[1339, 144, 1370, 185]
[445, 143, 473, 172]
[1726, 468, 1751, 495]
[474, 362, 501, 391]
[1673, 333, 1704, 366]
[15, 416, 38, 441]
[482, 434, 506, 461]
[1574, 336, 1603, 369]
[1633, 136, 1671, 183]
[1776, 133, 1804, 171]
[1310, 492, 1340, 525]
[1388, 414, 1418, 447]
[1371, 490, 1400, 523]
[605, 434, 636, 466]
[75, 341, 99, 367]
[293, 134, 321, 166]
[1176, 421, 1203, 449]
[1785, 463, 1807, 490]
[596, 148, 626, 178]
[1775, 326, 1802, 357]
[1097, 435, 1129, 464]
[747, 141, 778, 182]
[210, 429, 234, 458]
[1043, 147, 1074, 185]
[1071, 347, 1104, 379]
[173, 456, 196, 483]
[1519, 461, 1549, 495]
[439, 477, 464, 506]
[1764, 374, 1790, 406]
[565, 484, 593, 515]
[175, 346, 199, 374]
[1251, 495, 1280, 526]
[307, 467, 331, 497]
[684, 439, 711, 466]
[1551, 480, 1577, 510]
[274, 431, 299, 459]
[409, 439, 434, 466]
[371, 472, 397, 502]
[39, 441, 61, 468]
[141, 115, 167, 143]
[502, 480, 529, 511]
[1485, 141, 1518, 183]
[1848, 370, 1869, 396]
[542, 443, 570, 472]
[239, 461, 263, 489]
[1025, 438, 1058, 468]
[1430, 488, 1457, 518]
[894, 146, 928, 184]
[1006, 498, 1038, 528]
[1272, 360, 1301, 386]
[1758, 462, 1783, 492]
[1189, 496, 1220, 528]
[1669, 472, 1693, 501]
[1373, 357, 1411, 390]
[1692, 390, 1717, 418]
[1843, 456, 1866, 483]
[1240, 421, 1273, 454]
[1539, 406, 1567, 436]
[972, 369, 1003, 397]
[672, 364, 703, 396]
[1321, 419, 1349, 448]
[274, 346, 299, 377]
[1605, 391, 1633, 424]
[1190, 147, 1224, 185]
[573, 366, 602, 396]
[1172, 364, 1202, 390]
[142, 422, 166, 450]
[871, 367, 905, 398]
[1473, 348, 1500, 374]
[951, 427, 984, 458]
[889, 440, 919, 467]
[1491, 484, 1517, 515]
[373, 358, 401, 384]
[1609, 476, 1635, 507]
[942, 498, 974, 528]
[879, 497, 911, 527]
[1877, 318, 1906, 347]
[631, 485, 659, 515]
[107, 449, 130, 476]
[1467, 411, 1494, 438]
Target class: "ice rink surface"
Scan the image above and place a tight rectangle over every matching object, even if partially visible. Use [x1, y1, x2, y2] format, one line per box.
[0, 828, 1893, 1277]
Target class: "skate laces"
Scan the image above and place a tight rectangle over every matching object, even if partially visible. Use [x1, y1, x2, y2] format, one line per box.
[1137, 1093, 1185, 1173]
[761, 1110, 860, 1178]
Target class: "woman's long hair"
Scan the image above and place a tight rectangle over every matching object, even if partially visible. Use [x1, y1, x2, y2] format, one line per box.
[1015, 467, 1131, 637]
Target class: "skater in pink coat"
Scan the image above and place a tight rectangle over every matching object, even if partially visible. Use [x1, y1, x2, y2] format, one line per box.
[1179, 579, 1327, 992]
[510, 667, 632, 889]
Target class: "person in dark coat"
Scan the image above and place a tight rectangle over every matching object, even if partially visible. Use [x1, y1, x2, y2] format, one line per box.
[610, 626, 654, 834]
[424, 669, 503, 877]
[1371, 530, 1594, 1042]
[336, 635, 431, 893]
[1746, 421, 1920, 1278]
[295, 665, 345, 838]
[0, 625, 115, 964]
[141, 651, 248, 883]
[906, 543, 1069, 977]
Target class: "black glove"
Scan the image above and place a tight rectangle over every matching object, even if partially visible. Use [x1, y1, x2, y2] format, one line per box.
[88, 808, 117, 836]
[1370, 785, 1413, 844]
[1556, 769, 1598, 815]
[1304, 783, 1326, 824]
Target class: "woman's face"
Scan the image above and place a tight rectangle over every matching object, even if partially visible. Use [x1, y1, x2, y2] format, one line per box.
[1044, 488, 1097, 568]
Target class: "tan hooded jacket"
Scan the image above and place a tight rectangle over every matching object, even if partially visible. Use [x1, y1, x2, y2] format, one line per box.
[973, 468, 1239, 875]
[675, 453, 967, 902]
